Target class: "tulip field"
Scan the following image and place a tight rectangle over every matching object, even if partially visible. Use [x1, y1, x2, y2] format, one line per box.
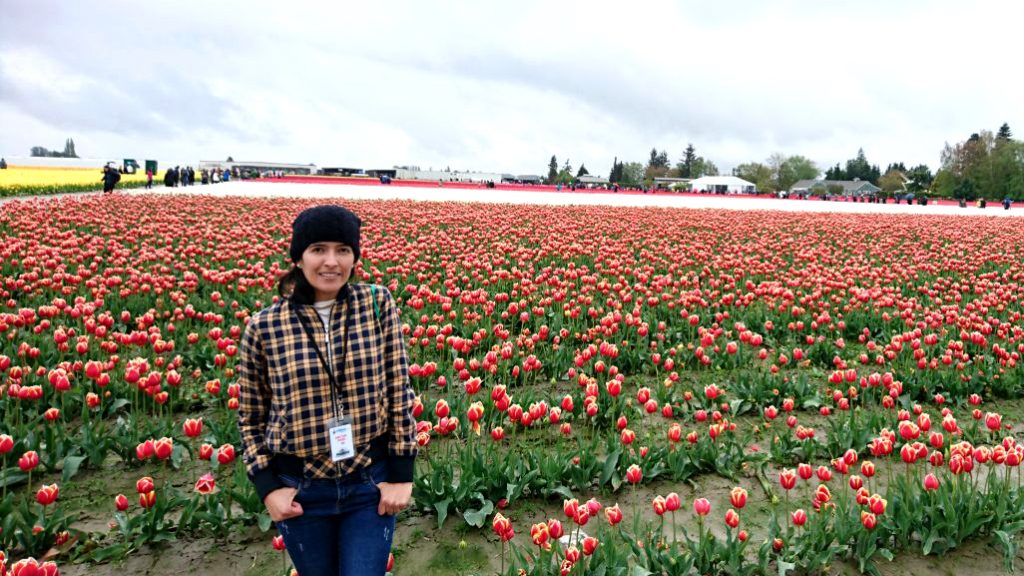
[2, 190, 1024, 575]
[0, 167, 161, 197]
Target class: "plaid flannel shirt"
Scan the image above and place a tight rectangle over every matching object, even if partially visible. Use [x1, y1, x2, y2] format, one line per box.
[238, 283, 417, 498]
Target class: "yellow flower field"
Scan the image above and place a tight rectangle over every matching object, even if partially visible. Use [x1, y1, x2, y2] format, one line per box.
[0, 166, 164, 197]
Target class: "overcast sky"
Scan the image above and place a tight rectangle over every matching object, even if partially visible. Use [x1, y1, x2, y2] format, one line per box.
[1, 0, 1021, 176]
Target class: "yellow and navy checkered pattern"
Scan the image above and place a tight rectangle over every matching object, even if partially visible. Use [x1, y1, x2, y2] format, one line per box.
[238, 283, 417, 482]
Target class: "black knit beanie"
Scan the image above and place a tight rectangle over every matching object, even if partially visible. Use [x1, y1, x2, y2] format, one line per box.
[289, 205, 362, 262]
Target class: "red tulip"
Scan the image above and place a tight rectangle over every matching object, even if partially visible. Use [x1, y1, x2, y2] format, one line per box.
[217, 443, 236, 465]
[386, 552, 394, 573]
[136, 476, 155, 494]
[115, 494, 129, 511]
[272, 534, 286, 551]
[153, 437, 173, 460]
[652, 495, 667, 516]
[582, 536, 599, 556]
[725, 509, 740, 528]
[19, 450, 40, 472]
[194, 473, 216, 495]
[693, 497, 711, 516]
[136, 439, 155, 461]
[868, 494, 887, 515]
[139, 490, 156, 509]
[985, 412, 1002, 432]
[625, 464, 642, 484]
[547, 518, 564, 539]
[597, 505, 620, 533]
[530, 522, 550, 548]
[861, 511, 877, 530]
[923, 473, 940, 491]
[491, 512, 514, 541]
[791, 509, 807, 527]
[199, 443, 214, 460]
[779, 469, 797, 490]
[665, 492, 681, 512]
[35, 483, 59, 506]
[182, 418, 203, 438]
[0, 433, 14, 453]
[730, 486, 748, 509]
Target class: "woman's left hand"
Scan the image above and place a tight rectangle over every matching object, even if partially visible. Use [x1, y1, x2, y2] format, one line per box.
[377, 482, 413, 516]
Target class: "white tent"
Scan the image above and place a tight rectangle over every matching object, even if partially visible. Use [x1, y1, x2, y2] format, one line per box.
[689, 176, 756, 194]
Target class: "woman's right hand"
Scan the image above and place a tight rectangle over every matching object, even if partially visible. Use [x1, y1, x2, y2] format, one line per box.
[264, 487, 303, 522]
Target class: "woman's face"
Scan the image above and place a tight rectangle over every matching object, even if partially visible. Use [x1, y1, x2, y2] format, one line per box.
[299, 241, 355, 301]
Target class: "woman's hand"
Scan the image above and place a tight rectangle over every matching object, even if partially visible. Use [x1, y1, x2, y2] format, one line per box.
[264, 487, 304, 522]
[376, 482, 412, 516]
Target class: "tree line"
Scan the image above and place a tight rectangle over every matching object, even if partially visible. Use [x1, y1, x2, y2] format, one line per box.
[30, 138, 79, 158]
[544, 123, 1024, 199]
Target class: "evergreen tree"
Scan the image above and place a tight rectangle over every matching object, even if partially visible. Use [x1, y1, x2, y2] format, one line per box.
[824, 163, 845, 180]
[577, 164, 589, 177]
[609, 157, 623, 183]
[679, 143, 696, 177]
[997, 123, 1013, 141]
[547, 155, 558, 184]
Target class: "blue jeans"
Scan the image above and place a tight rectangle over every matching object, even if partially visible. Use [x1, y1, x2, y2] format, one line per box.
[276, 460, 395, 576]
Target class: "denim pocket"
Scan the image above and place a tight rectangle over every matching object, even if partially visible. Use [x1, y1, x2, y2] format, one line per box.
[278, 473, 304, 498]
[364, 460, 387, 489]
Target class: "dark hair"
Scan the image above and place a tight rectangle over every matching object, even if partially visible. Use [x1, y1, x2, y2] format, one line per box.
[277, 266, 315, 301]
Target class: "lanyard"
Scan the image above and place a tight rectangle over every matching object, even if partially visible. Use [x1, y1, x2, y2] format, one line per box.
[291, 293, 350, 419]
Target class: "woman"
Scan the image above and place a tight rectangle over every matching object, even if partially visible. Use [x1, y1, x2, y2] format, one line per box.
[238, 204, 417, 575]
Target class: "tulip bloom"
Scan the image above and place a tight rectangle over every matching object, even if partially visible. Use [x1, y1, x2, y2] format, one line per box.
[652, 495, 667, 516]
[582, 536, 599, 556]
[139, 490, 157, 509]
[625, 464, 642, 484]
[153, 437, 173, 460]
[217, 443, 236, 465]
[923, 473, 940, 491]
[115, 494, 129, 511]
[19, 450, 40, 472]
[0, 433, 13, 453]
[491, 512, 514, 541]
[779, 469, 797, 490]
[194, 473, 216, 495]
[604, 504, 623, 526]
[791, 509, 807, 527]
[182, 418, 203, 438]
[530, 522, 550, 548]
[136, 439, 155, 461]
[665, 492, 681, 512]
[199, 443, 214, 460]
[547, 518, 564, 539]
[136, 476, 155, 494]
[729, 486, 748, 509]
[693, 497, 711, 516]
[985, 412, 1003, 432]
[861, 511, 877, 530]
[36, 483, 59, 506]
[725, 509, 740, 528]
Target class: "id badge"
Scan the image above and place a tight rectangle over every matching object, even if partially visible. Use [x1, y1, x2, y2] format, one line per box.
[328, 415, 356, 462]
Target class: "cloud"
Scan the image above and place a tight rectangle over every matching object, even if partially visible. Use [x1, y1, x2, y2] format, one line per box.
[1, 0, 1022, 175]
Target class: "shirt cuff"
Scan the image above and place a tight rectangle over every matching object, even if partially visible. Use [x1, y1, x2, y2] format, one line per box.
[251, 465, 284, 501]
[386, 454, 416, 483]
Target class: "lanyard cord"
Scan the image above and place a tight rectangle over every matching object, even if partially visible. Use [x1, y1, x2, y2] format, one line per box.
[291, 292, 350, 419]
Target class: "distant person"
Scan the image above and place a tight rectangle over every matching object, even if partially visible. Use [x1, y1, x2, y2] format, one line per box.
[1004, 197, 1012, 210]
[101, 165, 121, 194]
[146, 169, 153, 189]
[0, 157, 7, 169]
